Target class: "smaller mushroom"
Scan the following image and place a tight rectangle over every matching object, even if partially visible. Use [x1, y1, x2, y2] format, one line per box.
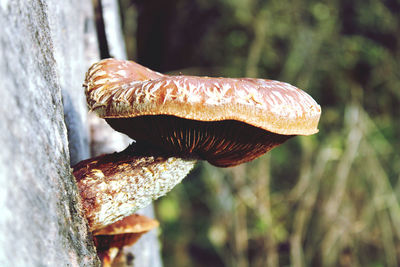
[73, 143, 195, 231]
[93, 213, 159, 267]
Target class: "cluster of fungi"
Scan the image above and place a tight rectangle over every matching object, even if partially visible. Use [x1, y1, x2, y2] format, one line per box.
[73, 58, 321, 265]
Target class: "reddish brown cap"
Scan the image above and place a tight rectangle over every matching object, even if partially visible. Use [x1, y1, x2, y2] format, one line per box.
[84, 59, 321, 167]
[93, 214, 159, 252]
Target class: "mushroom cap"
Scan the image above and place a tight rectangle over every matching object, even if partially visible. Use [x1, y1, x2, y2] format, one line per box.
[93, 214, 159, 252]
[94, 213, 159, 236]
[85, 59, 320, 136]
[84, 59, 321, 167]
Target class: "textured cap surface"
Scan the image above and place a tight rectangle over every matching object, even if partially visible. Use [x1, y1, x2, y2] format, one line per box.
[94, 214, 159, 236]
[85, 58, 321, 136]
[73, 144, 196, 230]
[93, 214, 159, 252]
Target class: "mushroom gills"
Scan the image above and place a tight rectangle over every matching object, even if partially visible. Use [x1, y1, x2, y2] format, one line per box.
[106, 115, 293, 167]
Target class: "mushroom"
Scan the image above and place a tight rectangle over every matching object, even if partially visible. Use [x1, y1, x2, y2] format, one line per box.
[73, 143, 195, 231]
[93, 214, 159, 267]
[75, 58, 321, 231]
[85, 58, 320, 167]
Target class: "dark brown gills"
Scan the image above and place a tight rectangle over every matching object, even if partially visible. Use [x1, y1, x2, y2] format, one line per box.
[106, 115, 292, 167]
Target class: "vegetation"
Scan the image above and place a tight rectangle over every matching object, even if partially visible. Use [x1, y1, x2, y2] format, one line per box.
[119, 0, 400, 266]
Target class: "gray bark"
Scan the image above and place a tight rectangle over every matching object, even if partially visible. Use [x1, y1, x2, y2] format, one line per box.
[0, 0, 162, 265]
[0, 0, 99, 266]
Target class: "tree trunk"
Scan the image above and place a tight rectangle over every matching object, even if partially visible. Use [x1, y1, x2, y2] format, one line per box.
[0, 0, 161, 266]
[0, 0, 99, 265]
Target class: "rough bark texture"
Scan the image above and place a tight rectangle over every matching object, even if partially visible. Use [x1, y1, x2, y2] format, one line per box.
[0, 0, 99, 265]
[0, 1, 163, 266]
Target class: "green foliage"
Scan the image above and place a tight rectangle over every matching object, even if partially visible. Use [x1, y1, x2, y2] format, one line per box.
[120, 0, 400, 266]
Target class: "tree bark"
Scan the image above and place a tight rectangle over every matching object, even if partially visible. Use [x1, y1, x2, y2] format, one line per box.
[0, 0, 100, 265]
[0, 1, 163, 265]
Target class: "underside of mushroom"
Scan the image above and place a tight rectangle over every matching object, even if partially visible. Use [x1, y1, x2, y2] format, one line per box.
[106, 115, 292, 167]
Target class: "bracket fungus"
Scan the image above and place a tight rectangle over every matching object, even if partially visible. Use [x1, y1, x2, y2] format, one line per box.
[93, 214, 159, 267]
[73, 144, 194, 231]
[75, 58, 321, 232]
[85, 58, 320, 166]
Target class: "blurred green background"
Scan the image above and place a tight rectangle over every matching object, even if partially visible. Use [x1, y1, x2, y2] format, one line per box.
[118, 0, 400, 266]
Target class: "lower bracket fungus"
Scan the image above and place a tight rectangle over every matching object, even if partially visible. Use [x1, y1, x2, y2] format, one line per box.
[73, 143, 195, 232]
[93, 214, 159, 267]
